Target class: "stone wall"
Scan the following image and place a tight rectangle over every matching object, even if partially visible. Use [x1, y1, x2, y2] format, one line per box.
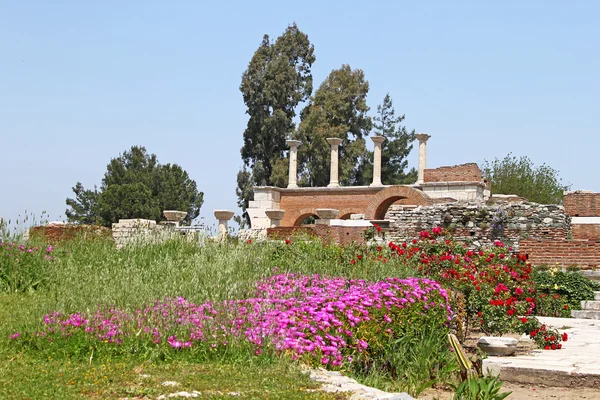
[111, 219, 197, 248]
[386, 201, 570, 251]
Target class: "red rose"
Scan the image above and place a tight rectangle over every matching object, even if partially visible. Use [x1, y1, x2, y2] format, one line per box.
[544, 345, 550, 350]
[562, 333, 568, 342]
[507, 309, 514, 316]
[285, 239, 291, 244]
[357, 255, 363, 260]
[350, 259, 356, 265]
[521, 317, 527, 323]
[551, 344, 557, 350]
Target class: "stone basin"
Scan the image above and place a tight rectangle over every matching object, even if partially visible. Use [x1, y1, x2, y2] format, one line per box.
[477, 336, 518, 356]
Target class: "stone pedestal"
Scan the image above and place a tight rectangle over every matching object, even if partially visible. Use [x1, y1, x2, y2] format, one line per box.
[286, 140, 301, 188]
[370, 136, 386, 187]
[265, 209, 285, 228]
[316, 208, 339, 225]
[326, 138, 343, 187]
[163, 210, 187, 227]
[214, 210, 235, 240]
[415, 133, 431, 185]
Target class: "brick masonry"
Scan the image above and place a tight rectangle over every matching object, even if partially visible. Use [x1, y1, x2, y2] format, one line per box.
[572, 224, 600, 241]
[267, 225, 367, 246]
[424, 163, 483, 183]
[520, 239, 600, 268]
[563, 191, 600, 217]
[278, 186, 433, 226]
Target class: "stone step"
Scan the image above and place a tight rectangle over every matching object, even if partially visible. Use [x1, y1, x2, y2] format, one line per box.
[595, 291, 600, 301]
[571, 310, 600, 319]
[581, 300, 600, 310]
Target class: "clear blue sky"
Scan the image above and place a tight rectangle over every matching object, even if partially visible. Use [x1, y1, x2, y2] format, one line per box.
[1, 1, 598, 230]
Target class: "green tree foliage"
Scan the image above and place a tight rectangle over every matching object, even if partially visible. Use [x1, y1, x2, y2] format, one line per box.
[482, 154, 570, 204]
[65, 182, 102, 225]
[296, 64, 372, 186]
[66, 146, 203, 226]
[237, 23, 315, 221]
[356, 94, 417, 185]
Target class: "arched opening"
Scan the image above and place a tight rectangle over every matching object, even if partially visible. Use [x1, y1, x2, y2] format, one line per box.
[373, 196, 407, 220]
[339, 213, 353, 220]
[293, 213, 320, 226]
[364, 186, 433, 220]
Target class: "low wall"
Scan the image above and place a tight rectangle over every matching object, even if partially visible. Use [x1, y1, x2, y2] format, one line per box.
[29, 224, 111, 244]
[267, 225, 368, 246]
[112, 219, 197, 248]
[386, 201, 570, 251]
[520, 239, 600, 268]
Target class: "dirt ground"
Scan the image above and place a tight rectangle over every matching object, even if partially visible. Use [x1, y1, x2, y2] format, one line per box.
[419, 384, 600, 399]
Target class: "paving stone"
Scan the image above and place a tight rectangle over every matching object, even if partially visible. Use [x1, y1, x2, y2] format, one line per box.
[483, 317, 600, 388]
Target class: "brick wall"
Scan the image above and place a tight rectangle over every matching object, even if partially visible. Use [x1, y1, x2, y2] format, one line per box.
[424, 163, 482, 183]
[278, 186, 432, 226]
[563, 191, 600, 217]
[29, 224, 112, 244]
[268, 225, 367, 246]
[520, 239, 600, 268]
[572, 224, 600, 241]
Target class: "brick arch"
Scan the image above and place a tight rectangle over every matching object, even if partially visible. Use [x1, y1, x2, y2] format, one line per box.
[291, 207, 321, 226]
[338, 208, 363, 220]
[364, 186, 432, 220]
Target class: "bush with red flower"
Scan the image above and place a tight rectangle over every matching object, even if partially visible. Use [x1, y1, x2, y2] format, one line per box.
[344, 227, 569, 350]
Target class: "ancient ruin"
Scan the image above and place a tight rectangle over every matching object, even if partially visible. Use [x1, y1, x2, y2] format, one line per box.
[241, 135, 600, 267]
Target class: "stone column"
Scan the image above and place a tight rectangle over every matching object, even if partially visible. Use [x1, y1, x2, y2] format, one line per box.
[370, 136, 386, 187]
[214, 210, 234, 241]
[326, 138, 343, 187]
[415, 133, 431, 184]
[286, 140, 301, 188]
[265, 209, 285, 228]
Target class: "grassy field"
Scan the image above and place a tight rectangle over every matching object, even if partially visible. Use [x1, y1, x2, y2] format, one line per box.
[0, 235, 423, 399]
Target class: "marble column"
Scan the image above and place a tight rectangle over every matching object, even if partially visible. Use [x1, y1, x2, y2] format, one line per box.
[286, 140, 301, 188]
[415, 133, 431, 184]
[326, 138, 343, 187]
[370, 136, 386, 187]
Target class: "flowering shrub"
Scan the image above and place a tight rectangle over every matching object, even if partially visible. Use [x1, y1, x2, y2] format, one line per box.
[533, 268, 600, 310]
[342, 228, 569, 350]
[0, 241, 56, 293]
[12, 274, 453, 376]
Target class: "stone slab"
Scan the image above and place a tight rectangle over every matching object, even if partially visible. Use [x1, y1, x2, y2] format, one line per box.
[483, 317, 600, 388]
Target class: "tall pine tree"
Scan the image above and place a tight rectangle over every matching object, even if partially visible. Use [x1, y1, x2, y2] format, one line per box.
[237, 24, 315, 223]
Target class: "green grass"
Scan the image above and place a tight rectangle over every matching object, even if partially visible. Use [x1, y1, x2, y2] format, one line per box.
[0, 234, 437, 398]
[0, 346, 347, 399]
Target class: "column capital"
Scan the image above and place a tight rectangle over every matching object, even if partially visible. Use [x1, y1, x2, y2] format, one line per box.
[415, 133, 431, 143]
[371, 135, 386, 144]
[326, 137, 343, 146]
[286, 139, 301, 148]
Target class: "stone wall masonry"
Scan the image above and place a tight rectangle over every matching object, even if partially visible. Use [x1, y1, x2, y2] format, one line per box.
[111, 219, 197, 248]
[386, 201, 570, 251]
